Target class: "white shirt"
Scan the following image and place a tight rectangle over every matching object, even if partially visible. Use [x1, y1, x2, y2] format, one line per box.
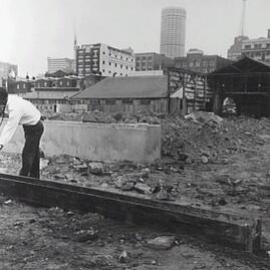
[0, 95, 41, 146]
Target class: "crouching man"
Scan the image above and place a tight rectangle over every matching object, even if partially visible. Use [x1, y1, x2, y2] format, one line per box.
[0, 87, 44, 179]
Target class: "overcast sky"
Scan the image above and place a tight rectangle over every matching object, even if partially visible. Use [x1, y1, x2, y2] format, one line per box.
[0, 0, 269, 76]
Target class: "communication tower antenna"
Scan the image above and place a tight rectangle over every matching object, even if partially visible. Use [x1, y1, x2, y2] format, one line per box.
[240, 0, 247, 36]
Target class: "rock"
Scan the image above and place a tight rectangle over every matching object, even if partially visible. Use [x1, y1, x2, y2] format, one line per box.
[155, 189, 175, 201]
[4, 199, 12, 205]
[115, 176, 135, 191]
[201, 155, 209, 164]
[141, 168, 150, 178]
[74, 228, 98, 242]
[40, 158, 49, 170]
[147, 236, 176, 250]
[100, 182, 109, 188]
[88, 162, 104, 175]
[134, 183, 152, 194]
[119, 250, 128, 263]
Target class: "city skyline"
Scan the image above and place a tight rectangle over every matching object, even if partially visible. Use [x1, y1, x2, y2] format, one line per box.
[0, 0, 269, 76]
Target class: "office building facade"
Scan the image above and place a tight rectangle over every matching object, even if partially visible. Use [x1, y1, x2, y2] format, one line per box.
[75, 43, 135, 77]
[135, 52, 173, 71]
[47, 57, 75, 73]
[227, 35, 249, 61]
[160, 7, 186, 58]
[241, 30, 270, 65]
[174, 49, 232, 73]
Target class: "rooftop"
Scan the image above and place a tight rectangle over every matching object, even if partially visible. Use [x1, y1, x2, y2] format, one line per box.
[71, 76, 168, 99]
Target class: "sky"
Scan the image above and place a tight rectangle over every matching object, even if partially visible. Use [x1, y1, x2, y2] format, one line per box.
[0, 0, 269, 76]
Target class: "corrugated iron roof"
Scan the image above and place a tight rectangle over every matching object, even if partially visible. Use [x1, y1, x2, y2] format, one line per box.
[71, 76, 168, 99]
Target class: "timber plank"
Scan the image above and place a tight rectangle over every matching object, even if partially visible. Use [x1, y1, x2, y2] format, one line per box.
[0, 173, 262, 253]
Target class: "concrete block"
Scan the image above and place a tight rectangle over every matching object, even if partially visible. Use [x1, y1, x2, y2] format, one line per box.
[1, 120, 161, 163]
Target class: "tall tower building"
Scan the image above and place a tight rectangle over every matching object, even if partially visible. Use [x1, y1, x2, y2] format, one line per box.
[160, 7, 186, 58]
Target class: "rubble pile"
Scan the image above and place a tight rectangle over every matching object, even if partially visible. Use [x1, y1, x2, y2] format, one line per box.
[161, 112, 270, 162]
[46, 110, 162, 124]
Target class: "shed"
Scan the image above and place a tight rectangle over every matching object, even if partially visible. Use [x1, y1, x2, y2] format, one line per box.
[208, 56, 270, 117]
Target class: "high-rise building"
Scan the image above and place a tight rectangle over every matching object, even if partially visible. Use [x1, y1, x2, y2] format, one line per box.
[160, 7, 186, 58]
[75, 43, 135, 77]
[47, 57, 75, 73]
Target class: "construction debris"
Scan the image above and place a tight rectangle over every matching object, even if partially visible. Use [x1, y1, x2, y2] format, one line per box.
[146, 236, 176, 250]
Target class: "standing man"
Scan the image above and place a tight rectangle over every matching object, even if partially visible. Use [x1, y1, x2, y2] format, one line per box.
[0, 87, 44, 179]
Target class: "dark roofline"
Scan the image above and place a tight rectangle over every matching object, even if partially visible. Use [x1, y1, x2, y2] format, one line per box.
[209, 56, 270, 75]
[35, 87, 79, 91]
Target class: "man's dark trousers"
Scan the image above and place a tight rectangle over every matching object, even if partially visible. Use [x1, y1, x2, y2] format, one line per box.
[19, 120, 44, 179]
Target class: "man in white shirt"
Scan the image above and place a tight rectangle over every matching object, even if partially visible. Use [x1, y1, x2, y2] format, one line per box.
[0, 87, 44, 179]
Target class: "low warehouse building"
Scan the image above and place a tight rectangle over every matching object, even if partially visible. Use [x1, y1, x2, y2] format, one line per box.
[71, 76, 169, 114]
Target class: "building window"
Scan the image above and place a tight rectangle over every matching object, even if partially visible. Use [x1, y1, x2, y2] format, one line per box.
[59, 81, 63, 86]
[17, 84, 19, 89]
[120, 64, 123, 68]
[140, 99, 150, 105]
[67, 81, 70, 86]
[109, 62, 111, 66]
[115, 63, 117, 67]
[103, 61, 105, 64]
[105, 99, 115, 105]
[122, 99, 133, 104]
[23, 83, 26, 89]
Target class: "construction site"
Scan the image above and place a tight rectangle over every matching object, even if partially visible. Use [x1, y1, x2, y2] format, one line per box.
[1, 0, 270, 269]
[1, 56, 270, 268]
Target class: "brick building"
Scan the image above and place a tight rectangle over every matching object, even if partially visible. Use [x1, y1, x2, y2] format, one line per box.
[174, 49, 232, 74]
[135, 52, 173, 72]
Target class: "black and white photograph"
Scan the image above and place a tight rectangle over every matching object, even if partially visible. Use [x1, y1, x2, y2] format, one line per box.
[0, 0, 269, 269]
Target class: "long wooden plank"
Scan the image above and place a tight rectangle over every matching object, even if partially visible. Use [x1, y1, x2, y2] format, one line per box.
[0, 173, 261, 253]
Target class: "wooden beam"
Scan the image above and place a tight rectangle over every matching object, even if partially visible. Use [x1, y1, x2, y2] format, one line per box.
[0, 173, 262, 253]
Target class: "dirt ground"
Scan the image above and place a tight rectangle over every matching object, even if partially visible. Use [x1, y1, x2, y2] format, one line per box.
[0, 114, 270, 268]
[0, 196, 268, 270]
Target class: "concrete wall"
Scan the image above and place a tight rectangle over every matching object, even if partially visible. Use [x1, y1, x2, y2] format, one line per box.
[1, 120, 161, 162]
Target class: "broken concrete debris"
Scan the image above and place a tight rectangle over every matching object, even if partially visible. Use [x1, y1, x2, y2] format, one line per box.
[88, 162, 105, 175]
[146, 236, 176, 250]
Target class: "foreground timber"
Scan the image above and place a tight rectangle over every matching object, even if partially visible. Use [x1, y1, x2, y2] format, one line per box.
[0, 173, 262, 253]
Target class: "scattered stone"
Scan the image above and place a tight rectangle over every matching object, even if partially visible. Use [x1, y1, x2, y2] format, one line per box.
[115, 176, 135, 191]
[40, 158, 49, 170]
[74, 228, 98, 242]
[134, 183, 152, 194]
[88, 162, 104, 175]
[4, 199, 12, 205]
[154, 189, 175, 201]
[119, 250, 128, 263]
[100, 182, 109, 188]
[201, 155, 209, 164]
[146, 236, 176, 250]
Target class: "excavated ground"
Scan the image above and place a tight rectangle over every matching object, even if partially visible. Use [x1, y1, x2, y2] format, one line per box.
[0, 114, 270, 268]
